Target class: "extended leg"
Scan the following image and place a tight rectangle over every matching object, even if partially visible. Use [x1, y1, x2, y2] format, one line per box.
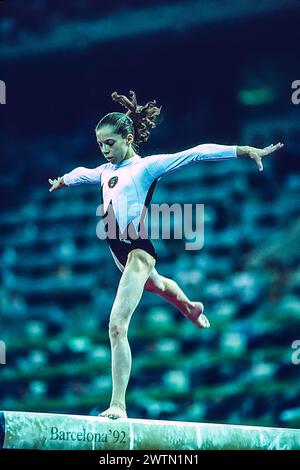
[144, 268, 210, 328]
[99, 249, 156, 419]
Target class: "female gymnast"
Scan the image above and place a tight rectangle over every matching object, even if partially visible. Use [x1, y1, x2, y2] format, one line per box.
[49, 90, 283, 419]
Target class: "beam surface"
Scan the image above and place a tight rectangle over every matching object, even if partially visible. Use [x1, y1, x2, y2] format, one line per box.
[0, 411, 299, 450]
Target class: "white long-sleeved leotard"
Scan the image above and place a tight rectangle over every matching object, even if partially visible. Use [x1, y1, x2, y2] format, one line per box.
[63, 143, 237, 237]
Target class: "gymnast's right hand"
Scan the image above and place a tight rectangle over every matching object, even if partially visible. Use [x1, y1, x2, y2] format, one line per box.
[48, 176, 66, 192]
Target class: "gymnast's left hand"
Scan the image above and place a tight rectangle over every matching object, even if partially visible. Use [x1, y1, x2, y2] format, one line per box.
[247, 142, 284, 172]
[237, 142, 284, 171]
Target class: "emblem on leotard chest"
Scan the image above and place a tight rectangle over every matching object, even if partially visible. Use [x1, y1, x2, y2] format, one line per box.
[108, 176, 118, 188]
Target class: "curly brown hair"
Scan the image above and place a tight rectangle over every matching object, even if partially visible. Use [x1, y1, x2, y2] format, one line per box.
[96, 90, 162, 151]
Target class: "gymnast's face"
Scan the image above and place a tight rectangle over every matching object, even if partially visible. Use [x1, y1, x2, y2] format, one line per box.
[96, 125, 134, 165]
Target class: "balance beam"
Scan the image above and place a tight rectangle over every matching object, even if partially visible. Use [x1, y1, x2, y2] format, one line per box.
[0, 411, 299, 450]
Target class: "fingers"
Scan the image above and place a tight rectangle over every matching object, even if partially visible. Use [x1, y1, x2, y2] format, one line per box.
[258, 142, 283, 170]
[263, 142, 284, 156]
[49, 177, 57, 192]
[275, 142, 284, 148]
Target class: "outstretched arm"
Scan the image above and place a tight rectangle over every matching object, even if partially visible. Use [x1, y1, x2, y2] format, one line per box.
[48, 165, 103, 192]
[145, 142, 284, 181]
[237, 142, 284, 172]
[145, 143, 237, 180]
